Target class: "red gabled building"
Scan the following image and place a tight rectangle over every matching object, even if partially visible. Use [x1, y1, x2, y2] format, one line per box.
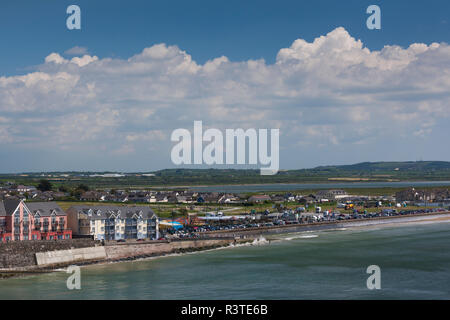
[0, 200, 72, 242]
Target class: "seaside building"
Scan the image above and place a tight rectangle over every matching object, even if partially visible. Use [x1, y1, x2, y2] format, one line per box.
[248, 195, 272, 203]
[396, 188, 450, 202]
[0, 200, 72, 243]
[315, 190, 348, 201]
[66, 205, 159, 241]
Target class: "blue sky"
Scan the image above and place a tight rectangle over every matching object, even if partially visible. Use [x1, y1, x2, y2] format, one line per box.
[0, 0, 449, 172]
[1, 0, 449, 75]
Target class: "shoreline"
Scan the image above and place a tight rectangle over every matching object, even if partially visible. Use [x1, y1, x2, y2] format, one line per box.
[199, 211, 450, 238]
[2, 212, 450, 280]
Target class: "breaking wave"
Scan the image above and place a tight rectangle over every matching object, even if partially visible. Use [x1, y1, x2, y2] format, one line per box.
[284, 234, 319, 241]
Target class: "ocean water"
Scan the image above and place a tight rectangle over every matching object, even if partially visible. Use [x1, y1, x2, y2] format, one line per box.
[1, 222, 450, 299]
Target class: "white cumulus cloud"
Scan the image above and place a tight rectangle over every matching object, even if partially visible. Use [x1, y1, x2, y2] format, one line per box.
[0, 27, 449, 171]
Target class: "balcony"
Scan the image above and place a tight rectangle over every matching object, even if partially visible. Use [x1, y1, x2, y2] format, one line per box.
[126, 223, 137, 227]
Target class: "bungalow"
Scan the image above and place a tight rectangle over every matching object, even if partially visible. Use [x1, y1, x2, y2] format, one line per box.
[80, 191, 104, 201]
[298, 195, 316, 204]
[203, 193, 221, 203]
[315, 190, 348, 201]
[127, 192, 151, 203]
[155, 194, 169, 203]
[218, 194, 241, 204]
[270, 195, 286, 203]
[15, 185, 37, 194]
[248, 195, 272, 203]
[176, 196, 188, 203]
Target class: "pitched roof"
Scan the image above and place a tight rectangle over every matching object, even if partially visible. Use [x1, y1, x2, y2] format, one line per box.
[25, 202, 66, 216]
[0, 199, 21, 216]
[69, 205, 157, 220]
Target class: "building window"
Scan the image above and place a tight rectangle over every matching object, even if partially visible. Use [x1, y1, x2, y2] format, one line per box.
[14, 212, 20, 224]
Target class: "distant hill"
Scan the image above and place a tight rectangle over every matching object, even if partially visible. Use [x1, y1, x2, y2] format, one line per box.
[313, 161, 450, 172]
[152, 161, 450, 176]
[146, 161, 450, 184]
[2, 161, 450, 187]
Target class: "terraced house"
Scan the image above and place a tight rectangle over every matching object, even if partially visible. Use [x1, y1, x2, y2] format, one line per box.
[0, 200, 72, 242]
[66, 205, 159, 241]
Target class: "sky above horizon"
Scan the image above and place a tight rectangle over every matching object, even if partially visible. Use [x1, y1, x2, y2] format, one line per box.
[0, 0, 449, 173]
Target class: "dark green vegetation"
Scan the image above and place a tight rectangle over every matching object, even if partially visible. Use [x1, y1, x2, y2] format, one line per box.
[36, 179, 52, 191]
[1, 161, 450, 188]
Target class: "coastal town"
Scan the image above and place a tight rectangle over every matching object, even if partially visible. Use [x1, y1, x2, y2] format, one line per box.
[1, 0, 449, 302]
[1, 179, 450, 243]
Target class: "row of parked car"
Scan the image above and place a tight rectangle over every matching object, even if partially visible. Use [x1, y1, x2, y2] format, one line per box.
[159, 207, 449, 239]
[314, 207, 448, 222]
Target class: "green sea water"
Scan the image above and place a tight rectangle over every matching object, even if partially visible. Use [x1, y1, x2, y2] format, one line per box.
[1, 221, 450, 299]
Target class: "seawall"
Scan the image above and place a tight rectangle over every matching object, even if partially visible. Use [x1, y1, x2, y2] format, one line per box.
[104, 238, 235, 261]
[0, 239, 100, 269]
[35, 247, 107, 266]
[0, 238, 237, 271]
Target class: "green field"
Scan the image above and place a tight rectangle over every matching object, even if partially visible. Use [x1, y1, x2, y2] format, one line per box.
[2, 161, 450, 188]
